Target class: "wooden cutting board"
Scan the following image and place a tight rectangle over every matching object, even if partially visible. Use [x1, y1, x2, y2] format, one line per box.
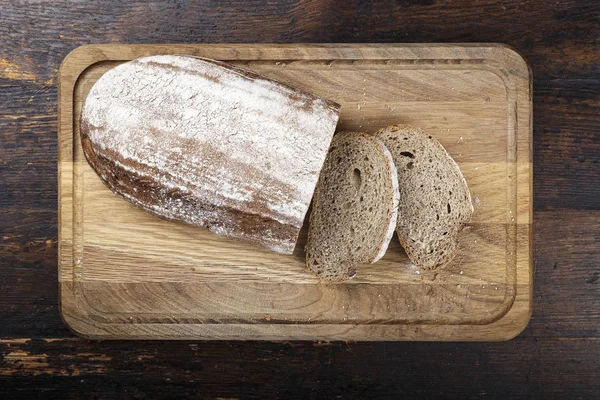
[58, 44, 532, 341]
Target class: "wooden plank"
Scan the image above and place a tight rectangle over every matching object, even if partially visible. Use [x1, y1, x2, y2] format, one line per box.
[57, 44, 532, 340]
[1, 1, 598, 79]
[1, 337, 600, 399]
[0, 212, 68, 338]
[521, 210, 600, 338]
[534, 79, 600, 210]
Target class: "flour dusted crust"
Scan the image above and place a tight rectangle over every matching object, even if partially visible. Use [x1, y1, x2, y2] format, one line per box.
[80, 55, 340, 254]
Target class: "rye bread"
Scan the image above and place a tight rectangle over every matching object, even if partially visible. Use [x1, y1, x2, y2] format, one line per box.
[376, 125, 473, 270]
[80, 55, 340, 254]
[306, 131, 399, 282]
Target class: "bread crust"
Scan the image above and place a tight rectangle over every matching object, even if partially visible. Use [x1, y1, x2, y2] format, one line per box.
[370, 137, 400, 263]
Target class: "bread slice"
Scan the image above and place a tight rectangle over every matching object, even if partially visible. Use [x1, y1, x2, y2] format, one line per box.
[80, 55, 340, 254]
[376, 125, 473, 270]
[306, 131, 399, 282]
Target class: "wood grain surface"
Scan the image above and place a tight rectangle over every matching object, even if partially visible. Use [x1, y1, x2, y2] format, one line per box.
[1, 0, 599, 397]
[58, 44, 531, 340]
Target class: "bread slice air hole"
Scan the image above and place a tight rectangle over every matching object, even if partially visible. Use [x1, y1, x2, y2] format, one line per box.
[400, 151, 415, 159]
[406, 162, 414, 169]
[352, 168, 362, 190]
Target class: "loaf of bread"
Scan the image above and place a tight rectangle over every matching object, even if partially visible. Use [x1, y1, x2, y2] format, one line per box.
[376, 125, 473, 269]
[80, 55, 340, 254]
[305, 131, 399, 282]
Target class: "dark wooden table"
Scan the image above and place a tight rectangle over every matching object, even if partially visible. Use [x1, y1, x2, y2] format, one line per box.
[1, 1, 599, 398]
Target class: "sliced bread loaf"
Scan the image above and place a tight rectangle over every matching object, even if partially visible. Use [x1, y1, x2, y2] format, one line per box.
[376, 125, 473, 270]
[306, 131, 399, 282]
[80, 55, 340, 254]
